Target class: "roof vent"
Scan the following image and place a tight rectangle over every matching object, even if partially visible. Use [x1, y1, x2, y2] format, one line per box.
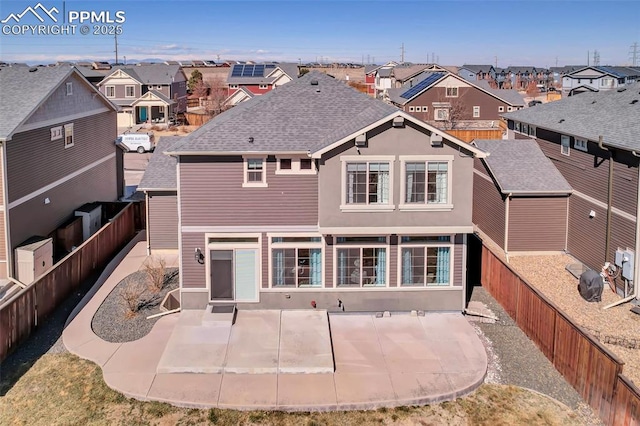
[310, 80, 318, 85]
[355, 133, 367, 147]
[617, 88, 626, 92]
[559, 119, 565, 123]
[632, 100, 638, 105]
[29, 67, 38, 72]
[392, 116, 405, 128]
[248, 137, 254, 143]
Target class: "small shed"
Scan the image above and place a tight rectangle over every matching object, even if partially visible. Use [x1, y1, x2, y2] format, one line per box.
[472, 139, 573, 253]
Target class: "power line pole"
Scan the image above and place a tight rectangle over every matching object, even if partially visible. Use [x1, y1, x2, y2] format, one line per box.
[494, 56, 498, 68]
[593, 50, 600, 66]
[555, 56, 558, 67]
[114, 34, 118, 64]
[630, 42, 639, 66]
[400, 43, 405, 64]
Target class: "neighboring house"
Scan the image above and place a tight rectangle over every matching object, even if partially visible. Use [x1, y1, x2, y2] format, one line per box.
[0, 66, 120, 279]
[550, 65, 587, 88]
[503, 66, 550, 90]
[141, 72, 486, 311]
[472, 139, 572, 253]
[501, 85, 640, 296]
[226, 63, 299, 104]
[364, 64, 381, 96]
[372, 61, 399, 97]
[458, 65, 496, 85]
[562, 66, 640, 96]
[98, 64, 187, 127]
[386, 71, 524, 141]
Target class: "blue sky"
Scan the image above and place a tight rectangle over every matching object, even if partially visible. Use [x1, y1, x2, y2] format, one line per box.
[1, 0, 639, 67]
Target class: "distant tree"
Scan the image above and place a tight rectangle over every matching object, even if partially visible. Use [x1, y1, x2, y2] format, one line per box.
[299, 68, 310, 76]
[188, 69, 203, 93]
[525, 81, 540, 97]
[348, 81, 368, 94]
[192, 78, 210, 98]
[202, 77, 228, 116]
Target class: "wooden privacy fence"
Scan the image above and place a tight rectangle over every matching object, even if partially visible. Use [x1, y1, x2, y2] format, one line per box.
[480, 242, 640, 425]
[0, 203, 137, 362]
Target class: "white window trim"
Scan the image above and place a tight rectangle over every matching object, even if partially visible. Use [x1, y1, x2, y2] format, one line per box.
[275, 156, 317, 175]
[399, 155, 454, 211]
[229, 84, 239, 89]
[66, 82, 73, 96]
[396, 236, 454, 287]
[204, 233, 261, 303]
[445, 87, 458, 97]
[243, 156, 268, 187]
[156, 85, 162, 89]
[408, 106, 415, 112]
[561, 135, 570, 156]
[498, 106, 504, 112]
[64, 123, 74, 149]
[340, 155, 395, 212]
[267, 233, 324, 289]
[528, 126, 536, 137]
[50, 126, 62, 141]
[574, 138, 588, 152]
[333, 237, 390, 288]
[105, 85, 115, 98]
[473, 106, 480, 118]
[125, 85, 135, 98]
[259, 84, 269, 89]
[434, 108, 449, 121]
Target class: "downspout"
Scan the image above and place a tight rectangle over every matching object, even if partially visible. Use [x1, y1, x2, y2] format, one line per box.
[504, 193, 512, 261]
[145, 191, 151, 255]
[599, 135, 613, 265]
[633, 151, 640, 301]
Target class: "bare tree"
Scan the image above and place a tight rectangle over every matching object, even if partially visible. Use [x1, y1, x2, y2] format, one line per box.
[192, 78, 210, 99]
[202, 77, 229, 116]
[431, 90, 467, 130]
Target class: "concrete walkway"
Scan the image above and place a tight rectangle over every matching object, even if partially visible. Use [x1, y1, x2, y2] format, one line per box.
[63, 238, 487, 411]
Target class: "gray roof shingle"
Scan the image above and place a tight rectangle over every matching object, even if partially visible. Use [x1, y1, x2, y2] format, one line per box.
[473, 139, 572, 194]
[474, 80, 525, 106]
[502, 84, 640, 151]
[169, 71, 400, 154]
[115, 64, 181, 85]
[137, 137, 182, 190]
[0, 65, 74, 139]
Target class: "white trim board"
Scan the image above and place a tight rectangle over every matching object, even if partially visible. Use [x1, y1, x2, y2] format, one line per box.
[7, 153, 115, 210]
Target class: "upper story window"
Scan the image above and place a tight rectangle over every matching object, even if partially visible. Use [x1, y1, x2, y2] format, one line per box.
[105, 86, 115, 98]
[66, 82, 73, 96]
[64, 123, 74, 149]
[561, 135, 570, 156]
[276, 157, 316, 175]
[229, 84, 239, 89]
[156, 85, 162, 89]
[243, 157, 267, 187]
[434, 108, 449, 121]
[445, 87, 458, 97]
[498, 106, 505, 112]
[259, 84, 269, 89]
[409, 106, 415, 112]
[341, 156, 394, 210]
[125, 85, 135, 98]
[473, 106, 480, 118]
[279, 158, 292, 170]
[300, 158, 313, 170]
[575, 138, 588, 152]
[400, 156, 453, 210]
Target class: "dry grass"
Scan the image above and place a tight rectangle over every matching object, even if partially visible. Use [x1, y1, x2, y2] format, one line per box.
[0, 353, 585, 425]
[508, 253, 640, 387]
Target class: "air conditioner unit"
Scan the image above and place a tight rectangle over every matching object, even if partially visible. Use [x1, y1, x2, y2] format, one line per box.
[430, 133, 443, 147]
[355, 133, 367, 147]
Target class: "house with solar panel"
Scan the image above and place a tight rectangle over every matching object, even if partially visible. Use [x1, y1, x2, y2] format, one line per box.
[386, 71, 524, 142]
[225, 63, 300, 106]
[139, 71, 487, 312]
[97, 64, 188, 128]
[562, 66, 640, 96]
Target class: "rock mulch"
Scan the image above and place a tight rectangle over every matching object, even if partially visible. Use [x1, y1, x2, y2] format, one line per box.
[508, 254, 640, 387]
[91, 268, 179, 343]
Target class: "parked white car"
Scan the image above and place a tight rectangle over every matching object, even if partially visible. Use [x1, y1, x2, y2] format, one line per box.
[116, 133, 154, 153]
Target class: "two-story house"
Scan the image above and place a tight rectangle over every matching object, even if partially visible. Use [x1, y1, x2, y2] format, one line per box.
[458, 65, 496, 86]
[0, 66, 120, 279]
[386, 71, 524, 141]
[226, 63, 299, 106]
[498, 85, 640, 298]
[98, 64, 187, 128]
[140, 72, 486, 311]
[562, 66, 640, 96]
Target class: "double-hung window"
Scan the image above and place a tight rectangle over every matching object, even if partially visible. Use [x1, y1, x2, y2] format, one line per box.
[335, 237, 387, 287]
[342, 156, 393, 210]
[105, 86, 115, 98]
[271, 236, 322, 287]
[243, 157, 267, 187]
[400, 236, 452, 286]
[400, 156, 453, 210]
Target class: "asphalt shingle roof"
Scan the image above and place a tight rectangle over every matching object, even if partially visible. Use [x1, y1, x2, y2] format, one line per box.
[116, 64, 181, 85]
[137, 137, 182, 190]
[460, 65, 494, 73]
[169, 71, 400, 154]
[474, 81, 525, 106]
[473, 139, 572, 194]
[502, 84, 640, 151]
[0, 65, 74, 139]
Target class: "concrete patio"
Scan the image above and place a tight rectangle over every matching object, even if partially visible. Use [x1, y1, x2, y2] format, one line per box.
[63, 235, 488, 411]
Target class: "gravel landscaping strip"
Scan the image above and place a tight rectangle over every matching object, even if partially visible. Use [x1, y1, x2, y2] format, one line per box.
[468, 285, 603, 425]
[91, 268, 179, 343]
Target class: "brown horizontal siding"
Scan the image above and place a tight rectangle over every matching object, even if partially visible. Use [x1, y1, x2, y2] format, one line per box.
[181, 232, 206, 289]
[7, 111, 117, 203]
[508, 197, 568, 251]
[454, 234, 463, 286]
[568, 195, 607, 270]
[180, 156, 318, 227]
[148, 192, 178, 250]
[610, 213, 636, 294]
[473, 171, 505, 249]
[536, 135, 609, 206]
[8, 158, 117, 254]
[612, 152, 638, 216]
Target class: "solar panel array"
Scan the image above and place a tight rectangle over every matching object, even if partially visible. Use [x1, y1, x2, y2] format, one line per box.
[400, 73, 444, 99]
[597, 66, 624, 78]
[230, 64, 267, 77]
